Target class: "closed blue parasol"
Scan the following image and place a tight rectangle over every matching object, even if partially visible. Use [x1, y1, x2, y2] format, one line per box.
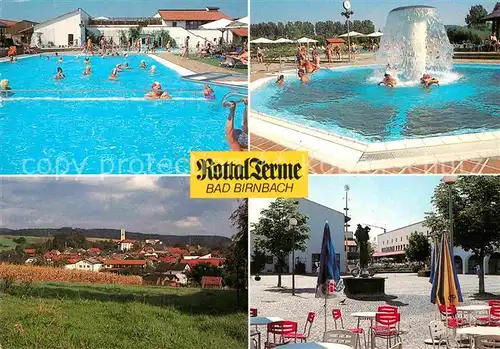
[315, 221, 343, 331]
[429, 240, 439, 283]
[430, 231, 463, 307]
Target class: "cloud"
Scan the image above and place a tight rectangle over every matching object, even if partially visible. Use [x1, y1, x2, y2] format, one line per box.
[1, 177, 238, 237]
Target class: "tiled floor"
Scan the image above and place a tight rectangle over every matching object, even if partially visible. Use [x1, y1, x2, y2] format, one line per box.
[250, 134, 500, 174]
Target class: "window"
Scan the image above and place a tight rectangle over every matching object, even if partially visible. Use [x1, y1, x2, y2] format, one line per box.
[406, 236, 409, 240]
[172, 21, 177, 27]
[391, 239, 393, 243]
[401, 237, 403, 241]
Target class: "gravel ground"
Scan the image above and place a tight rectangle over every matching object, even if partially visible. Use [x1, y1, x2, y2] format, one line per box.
[250, 273, 500, 349]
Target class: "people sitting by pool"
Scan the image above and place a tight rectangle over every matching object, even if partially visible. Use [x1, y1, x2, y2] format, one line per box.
[54, 67, 66, 80]
[203, 84, 215, 99]
[140, 60, 147, 69]
[225, 98, 248, 151]
[378, 73, 396, 88]
[83, 65, 92, 75]
[109, 68, 118, 80]
[420, 73, 440, 87]
[149, 65, 157, 74]
[145, 82, 171, 100]
[84, 57, 90, 64]
[0, 79, 14, 98]
[298, 69, 309, 83]
[276, 75, 285, 86]
[9, 56, 18, 64]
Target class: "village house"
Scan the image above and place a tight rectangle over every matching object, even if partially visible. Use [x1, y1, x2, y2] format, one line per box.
[65, 258, 103, 272]
[23, 248, 37, 256]
[103, 259, 147, 271]
[145, 239, 161, 245]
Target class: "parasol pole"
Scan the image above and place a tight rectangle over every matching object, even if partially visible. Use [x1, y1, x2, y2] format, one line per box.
[324, 296, 327, 331]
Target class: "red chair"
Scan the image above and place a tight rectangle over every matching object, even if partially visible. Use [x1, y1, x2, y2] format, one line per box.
[371, 312, 402, 349]
[250, 308, 258, 317]
[332, 308, 367, 348]
[284, 312, 315, 342]
[489, 306, 500, 326]
[489, 300, 500, 306]
[265, 321, 298, 348]
[438, 305, 469, 328]
[476, 303, 499, 325]
[378, 305, 398, 314]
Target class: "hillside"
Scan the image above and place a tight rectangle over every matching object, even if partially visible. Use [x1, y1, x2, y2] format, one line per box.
[0, 227, 232, 249]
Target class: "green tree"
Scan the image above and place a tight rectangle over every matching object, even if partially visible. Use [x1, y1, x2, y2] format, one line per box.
[13, 237, 27, 245]
[187, 263, 222, 285]
[465, 5, 488, 29]
[224, 199, 248, 307]
[251, 198, 310, 287]
[424, 176, 500, 294]
[250, 246, 267, 274]
[405, 232, 431, 268]
[128, 26, 142, 42]
[354, 225, 371, 269]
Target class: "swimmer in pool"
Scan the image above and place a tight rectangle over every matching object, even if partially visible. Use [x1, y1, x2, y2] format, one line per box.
[225, 98, 248, 151]
[276, 75, 284, 86]
[58, 57, 63, 63]
[298, 69, 309, 83]
[149, 65, 157, 74]
[378, 73, 396, 87]
[420, 73, 440, 88]
[83, 64, 92, 75]
[109, 67, 118, 80]
[145, 81, 171, 100]
[10, 56, 18, 64]
[203, 84, 215, 99]
[0, 79, 14, 98]
[84, 57, 90, 64]
[54, 67, 66, 80]
[140, 60, 147, 69]
[46, 56, 50, 60]
[304, 60, 315, 74]
[115, 63, 123, 72]
[124, 62, 133, 70]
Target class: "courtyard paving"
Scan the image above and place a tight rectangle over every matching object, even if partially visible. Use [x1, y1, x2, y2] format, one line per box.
[250, 273, 500, 349]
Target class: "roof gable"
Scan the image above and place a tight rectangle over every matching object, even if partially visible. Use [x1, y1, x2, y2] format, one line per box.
[157, 9, 230, 21]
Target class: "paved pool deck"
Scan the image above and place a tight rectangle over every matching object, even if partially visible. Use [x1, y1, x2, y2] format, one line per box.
[250, 57, 500, 174]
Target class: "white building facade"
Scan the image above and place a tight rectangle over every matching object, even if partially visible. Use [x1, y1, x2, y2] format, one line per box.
[255, 199, 346, 275]
[65, 259, 103, 272]
[375, 221, 500, 275]
[32, 8, 90, 47]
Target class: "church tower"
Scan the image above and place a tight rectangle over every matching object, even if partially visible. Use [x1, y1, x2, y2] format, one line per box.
[120, 228, 125, 241]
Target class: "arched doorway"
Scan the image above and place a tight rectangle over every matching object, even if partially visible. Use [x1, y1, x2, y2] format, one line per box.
[467, 255, 481, 274]
[488, 253, 500, 275]
[454, 256, 463, 274]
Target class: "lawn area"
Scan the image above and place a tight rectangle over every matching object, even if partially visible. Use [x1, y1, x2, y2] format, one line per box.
[0, 281, 247, 349]
[196, 56, 248, 72]
[0, 237, 17, 251]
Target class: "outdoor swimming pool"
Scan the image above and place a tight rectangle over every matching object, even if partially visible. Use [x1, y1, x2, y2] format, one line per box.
[251, 64, 500, 143]
[0, 54, 245, 174]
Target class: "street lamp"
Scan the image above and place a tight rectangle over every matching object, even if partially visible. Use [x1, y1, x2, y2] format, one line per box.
[289, 217, 298, 296]
[441, 176, 457, 258]
[341, 0, 354, 62]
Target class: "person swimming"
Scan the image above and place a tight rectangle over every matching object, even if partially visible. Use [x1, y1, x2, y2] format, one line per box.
[298, 69, 309, 83]
[0, 79, 14, 98]
[115, 63, 123, 72]
[378, 73, 396, 87]
[149, 65, 157, 74]
[58, 57, 63, 63]
[54, 67, 66, 80]
[225, 98, 248, 151]
[203, 84, 215, 99]
[420, 73, 440, 88]
[276, 75, 284, 86]
[304, 60, 315, 74]
[145, 82, 171, 100]
[140, 60, 147, 69]
[84, 57, 90, 64]
[83, 65, 91, 75]
[124, 62, 133, 70]
[109, 67, 118, 80]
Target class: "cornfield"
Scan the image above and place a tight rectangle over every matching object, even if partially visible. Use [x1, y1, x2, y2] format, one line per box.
[0, 263, 143, 285]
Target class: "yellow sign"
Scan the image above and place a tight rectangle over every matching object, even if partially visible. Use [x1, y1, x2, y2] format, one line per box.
[190, 151, 309, 198]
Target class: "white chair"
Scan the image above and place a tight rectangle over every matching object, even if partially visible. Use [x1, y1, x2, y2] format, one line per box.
[323, 330, 356, 347]
[476, 336, 500, 349]
[424, 320, 450, 349]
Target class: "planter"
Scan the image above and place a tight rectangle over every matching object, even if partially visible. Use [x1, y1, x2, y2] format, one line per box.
[418, 270, 430, 277]
[344, 277, 386, 299]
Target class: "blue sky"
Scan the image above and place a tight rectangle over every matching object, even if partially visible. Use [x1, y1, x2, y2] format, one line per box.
[1, 0, 247, 22]
[250, 0, 498, 29]
[249, 175, 443, 239]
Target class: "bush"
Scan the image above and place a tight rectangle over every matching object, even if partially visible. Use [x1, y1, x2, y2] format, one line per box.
[447, 26, 491, 44]
[0, 276, 15, 293]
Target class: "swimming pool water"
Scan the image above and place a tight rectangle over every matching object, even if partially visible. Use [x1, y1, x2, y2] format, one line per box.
[251, 64, 500, 143]
[0, 54, 246, 174]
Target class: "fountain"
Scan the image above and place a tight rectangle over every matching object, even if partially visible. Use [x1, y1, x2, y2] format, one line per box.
[376, 5, 454, 81]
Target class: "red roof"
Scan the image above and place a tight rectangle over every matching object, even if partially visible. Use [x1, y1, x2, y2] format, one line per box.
[231, 28, 248, 37]
[23, 249, 37, 254]
[168, 247, 182, 254]
[89, 247, 101, 252]
[160, 256, 178, 264]
[181, 258, 225, 267]
[119, 239, 136, 244]
[327, 38, 346, 44]
[372, 251, 406, 257]
[104, 259, 146, 266]
[158, 9, 230, 21]
[66, 258, 80, 264]
[0, 19, 17, 27]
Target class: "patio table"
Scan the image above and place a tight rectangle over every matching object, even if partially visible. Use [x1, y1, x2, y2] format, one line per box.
[351, 312, 377, 348]
[456, 326, 500, 349]
[456, 305, 491, 325]
[250, 316, 284, 326]
[279, 342, 352, 348]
